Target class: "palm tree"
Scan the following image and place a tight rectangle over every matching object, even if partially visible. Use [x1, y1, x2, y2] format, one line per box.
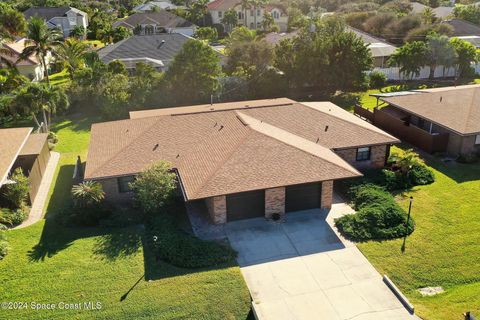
[57, 38, 88, 78]
[19, 17, 63, 84]
[71, 181, 105, 208]
[12, 82, 69, 132]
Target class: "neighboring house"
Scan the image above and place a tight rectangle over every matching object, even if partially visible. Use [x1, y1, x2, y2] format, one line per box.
[113, 11, 196, 37]
[355, 85, 480, 155]
[1, 39, 49, 81]
[347, 27, 396, 68]
[411, 2, 429, 14]
[208, 0, 288, 32]
[264, 30, 299, 45]
[85, 98, 398, 224]
[441, 19, 480, 37]
[432, 6, 454, 19]
[97, 33, 191, 71]
[455, 35, 480, 48]
[23, 6, 88, 38]
[133, 1, 183, 12]
[0, 128, 51, 203]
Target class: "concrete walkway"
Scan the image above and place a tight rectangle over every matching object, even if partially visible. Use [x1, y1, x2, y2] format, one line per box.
[14, 151, 60, 229]
[225, 199, 418, 320]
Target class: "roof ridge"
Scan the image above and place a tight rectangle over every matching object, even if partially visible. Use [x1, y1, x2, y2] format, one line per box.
[87, 118, 160, 179]
[184, 127, 254, 199]
[236, 112, 361, 176]
[299, 102, 399, 142]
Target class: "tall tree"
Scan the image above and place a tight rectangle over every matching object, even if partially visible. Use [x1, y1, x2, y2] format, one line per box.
[0, 3, 26, 38]
[425, 33, 456, 79]
[20, 17, 62, 84]
[388, 41, 428, 80]
[262, 12, 278, 32]
[165, 40, 221, 104]
[12, 83, 69, 131]
[450, 37, 478, 78]
[57, 38, 88, 78]
[221, 9, 238, 33]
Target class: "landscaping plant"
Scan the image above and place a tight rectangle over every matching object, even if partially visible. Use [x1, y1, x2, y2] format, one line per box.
[1, 168, 29, 209]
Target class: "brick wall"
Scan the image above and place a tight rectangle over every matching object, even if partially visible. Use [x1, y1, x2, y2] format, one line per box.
[321, 180, 333, 209]
[97, 178, 133, 203]
[335, 145, 387, 169]
[265, 187, 285, 219]
[205, 195, 227, 224]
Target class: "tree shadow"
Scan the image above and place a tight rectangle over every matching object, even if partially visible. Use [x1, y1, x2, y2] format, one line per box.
[45, 164, 75, 219]
[423, 155, 480, 183]
[92, 226, 143, 261]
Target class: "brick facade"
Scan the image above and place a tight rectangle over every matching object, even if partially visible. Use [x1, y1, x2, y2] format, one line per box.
[447, 133, 479, 155]
[205, 195, 227, 224]
[97, 178, 133, 203]
[320, 180, 333, 209]
[335, 145, 387, 169]
[265, 187, 285, 219]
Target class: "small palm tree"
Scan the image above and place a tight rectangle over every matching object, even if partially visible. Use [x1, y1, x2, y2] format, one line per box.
[71, 181, 105, 208]
[19, 17, 63, 84]
[390, 149, 421, 174]
[57, 38, 88, 78]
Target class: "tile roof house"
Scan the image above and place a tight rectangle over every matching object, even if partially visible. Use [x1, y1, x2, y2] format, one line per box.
[113, 11, 196, 36]
[355, 85, 480, 155]
[133, 1, 183, 12]
[23, 6, 88, 38]
[208, 0, 288, 32]
[85, 98, 398, 223]
[1, 38, 49, 81]
[97, 33, 191, 70]
[0, 128, 51, 203]
[441, 19, 480, 37]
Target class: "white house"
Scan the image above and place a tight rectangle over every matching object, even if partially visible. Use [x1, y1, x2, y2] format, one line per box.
[24, 7, 88, 38]
[1, 39, 51, 82]
[208, 0, 288, 32]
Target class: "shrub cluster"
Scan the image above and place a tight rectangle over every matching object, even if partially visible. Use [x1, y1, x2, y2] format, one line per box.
[336, 184, 415, 241]
[146, 214, 236, 268]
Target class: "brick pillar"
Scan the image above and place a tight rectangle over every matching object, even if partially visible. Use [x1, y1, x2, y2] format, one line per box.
[205, 195, 227, 224]
[321, 180, 333, 209]
[265, 187, 285, 220]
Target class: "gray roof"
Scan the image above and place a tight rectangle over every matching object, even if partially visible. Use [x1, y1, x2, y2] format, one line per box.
[442, 19, 480, 37]
[133, 1, 182, 11]
[347, 27, 396, 57]
[98, 34, 191, 67]
[433, 6, 454, 19]
[24, 6, 86, 21]
[113, 11, 195, 29]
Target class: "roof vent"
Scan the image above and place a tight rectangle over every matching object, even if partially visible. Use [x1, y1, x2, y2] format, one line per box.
[316, 138, 319, 143]
[214, 122, 217, 127]
[153, 143, 159, 151]
[325, 125, 329, 132]
[219, 125, 224, 131]
[157, 40, 165, 49]
[176, 154, 180, 158]
[440, 96, 442, 102]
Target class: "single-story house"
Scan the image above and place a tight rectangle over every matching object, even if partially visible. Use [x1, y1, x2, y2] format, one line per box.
[97, 33, 191, 71]
[355, 85, 480, 155]
[85, 98, 398, 224]
[347, 27, 397, 68]
[208, 0, 288, 32]
[133, 1, 184, 12]
[23, 6, 88, 38]
[0, 128, 51, 203]
[1, 38, 49, 81]
[113, 11, 196, 37]
[455, 35, 480, 48]
[264, 30, 299, 45]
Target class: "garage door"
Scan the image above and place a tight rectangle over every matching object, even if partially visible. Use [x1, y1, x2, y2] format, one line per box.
[285, 182, 321, 212]
[227, 190, 265, 221]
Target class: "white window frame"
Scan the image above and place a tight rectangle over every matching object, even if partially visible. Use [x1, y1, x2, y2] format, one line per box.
[475, 134, 480, 145]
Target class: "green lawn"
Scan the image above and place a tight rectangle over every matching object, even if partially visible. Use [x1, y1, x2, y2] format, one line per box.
[49, 69, 71, 87]
[357, 150, 480, 319]
[0, 114, 251, 320]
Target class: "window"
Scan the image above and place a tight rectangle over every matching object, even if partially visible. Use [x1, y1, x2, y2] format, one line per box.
[118, 176, 135, 193]
[218, 11, 223, 18]
[356, 147, 371, 161]
[257, 9, 261, 16]
[238, 11, 243, 20]
[476, 134, 480, 145]
[250, 10, 254, 16]
[272, 11, 279, 19]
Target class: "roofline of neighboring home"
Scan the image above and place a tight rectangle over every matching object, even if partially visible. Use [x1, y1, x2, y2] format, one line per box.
[347, 26, 397, 47]
[0, 128, 33, 187]
[379, 98, 480, 136]
[333, 141, 399, 151]
[3, 42, 38, 65]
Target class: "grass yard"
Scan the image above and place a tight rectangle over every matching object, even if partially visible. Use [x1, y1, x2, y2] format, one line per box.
[0, 113, 251, 320]
[357, 150, 480, 319]
[49, 69, 71, 87]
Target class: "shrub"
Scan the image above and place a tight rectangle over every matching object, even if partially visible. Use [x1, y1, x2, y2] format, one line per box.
[335, 183, 415, 241]
[130, 161, 177, 215]
[71, 181, 105, 208]
[368, 71, 387, 89]
[146, 214, 236, 268]
[0, 231, 7, 259]
[407, 163, 435, 185]
[10, 208, 28, 225]
[59, 204, 112, 227]
[2, 168, 29, 209]
[457, 153, 479, 164]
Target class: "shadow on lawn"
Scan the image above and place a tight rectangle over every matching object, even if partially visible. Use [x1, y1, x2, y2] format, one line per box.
[423, 155, 480, 183]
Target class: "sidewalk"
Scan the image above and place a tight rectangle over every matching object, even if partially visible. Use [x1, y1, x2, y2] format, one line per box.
[14, 151, 60, 229]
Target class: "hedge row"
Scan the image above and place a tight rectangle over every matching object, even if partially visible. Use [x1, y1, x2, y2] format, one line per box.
[335, 184, 415, 241]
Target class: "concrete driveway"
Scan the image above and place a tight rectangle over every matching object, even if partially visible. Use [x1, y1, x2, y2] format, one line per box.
[225, 205, 417, 320]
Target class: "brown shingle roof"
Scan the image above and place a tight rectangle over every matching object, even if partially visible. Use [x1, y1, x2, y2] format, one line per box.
[0, 128, 32, 186]
[380, 85, 480, 135]
[86, 99, 398, 199]
[19, 133, 48, 156]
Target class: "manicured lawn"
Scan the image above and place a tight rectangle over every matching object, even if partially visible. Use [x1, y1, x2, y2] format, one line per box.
[0, 114, 251, 319]
[357, 150, 480, 319]
[49, 69, 71, 87]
